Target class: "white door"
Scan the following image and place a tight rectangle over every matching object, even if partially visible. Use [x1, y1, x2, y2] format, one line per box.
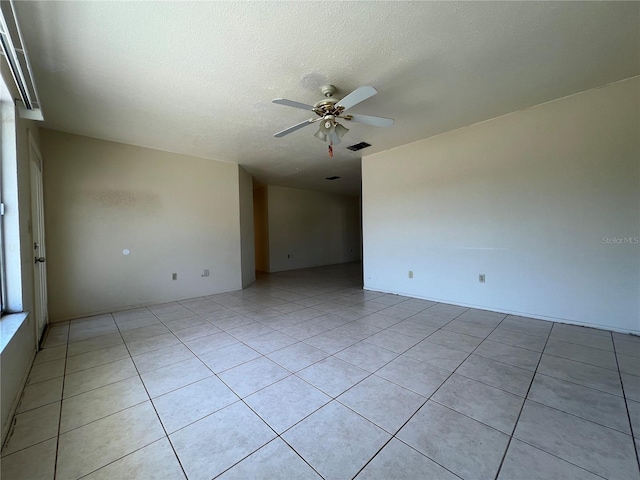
[29, 130, 48, 342]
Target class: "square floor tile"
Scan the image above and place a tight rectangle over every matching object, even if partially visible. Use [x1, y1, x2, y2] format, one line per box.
[141, 357, 212, 398]
[387, 320, 437, 339]
[549, 328, 613, 351]
[218, 438, 322, 479]
[33, 345, 66, 365]
[132, 343, 196, 374]
[125, 332, 181, 356]
[474, 340, 541, 371]
[622, 372, 640, 401]
[121, 324, 171, 342]
[338, 375, 426, 433]
[218, 356, 290, 397]
[425, 329, 483, 353]
[63, 357, 138, 398]
[67, 333, 123, 357]
[267, 342, 329, 372]
[442, 319, 494, 338]
[60, 376, 148, 433]
[544, 338, 618, 370]
[498, 439, 603, 480]
[628, 399, 640, 439]
[486, 328, 547, 352]
[528, 373, 630, 434]
[183, 332, 239, 356]
[226, 322, 275, 341]
[170, 402, 275, 480]
[56, 401, 165, 480]
[0, 437, 57, 480]
[514, 400, 639, 480]
[26, 358, 65, 385]
[376, 355, 450, 397]
[1, 402, 60, 456]
[333, 321, 382, 340]
[404, 340, 469, 371]
[397, 401, 509, 480]
[501, 316, 552, 338]
[537, 354, 622, 396]
[297, 357, 369, 397]
[283, 401, 390, 480]
[171, 323, 222, 342]
[364, 330, 421, 353]
[456, 354, 534, 396]
[16, 377, 63, 413]
[617, 353, 640, 376]
[244, 376, 330, 433]
[64, 343, 130, 375]
[304, 330, 359, 354]
[244, 331, 298, 354]
[199, 343, 261, 373]
[82, 437, 186, 479]
[615, 338, 640, 358]
[334, 341, 398, 372]
[152, 376, 238, 433]
[280, 321, 332, 341]
[432, 373, 524, 434]
[355, 438, 459, 480]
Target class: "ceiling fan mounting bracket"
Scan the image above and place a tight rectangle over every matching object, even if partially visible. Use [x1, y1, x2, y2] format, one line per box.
[321, 84, 337, 98]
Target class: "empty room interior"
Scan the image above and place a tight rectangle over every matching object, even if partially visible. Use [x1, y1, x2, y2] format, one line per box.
[1, 2, 639, 480]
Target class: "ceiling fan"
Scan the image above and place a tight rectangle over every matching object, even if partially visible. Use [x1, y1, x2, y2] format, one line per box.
[272, 85, 394, 154]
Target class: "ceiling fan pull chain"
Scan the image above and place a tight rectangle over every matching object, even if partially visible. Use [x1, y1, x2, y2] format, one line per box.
[328, 145, 333, 158]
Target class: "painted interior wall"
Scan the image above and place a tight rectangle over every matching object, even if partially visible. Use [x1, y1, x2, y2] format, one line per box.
[363, 77, 640, 334]
[253, 187, 269, 272]
[0, 63, 42, 442]
[41, 130, 243, 321]
[238, 166, 255, 287]
[267, 186, 361, 273]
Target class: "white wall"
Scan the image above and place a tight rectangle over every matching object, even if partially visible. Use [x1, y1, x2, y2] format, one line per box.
[267, 186, 361, 273]
[238, 166, 255, 287]
[41, 130, 243, 320]
[363, 77, 640, 334]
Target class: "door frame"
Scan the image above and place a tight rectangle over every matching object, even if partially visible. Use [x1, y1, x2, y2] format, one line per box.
[29, 129, 48, 344]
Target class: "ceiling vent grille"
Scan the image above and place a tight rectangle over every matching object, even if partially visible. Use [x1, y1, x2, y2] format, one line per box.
[325, 176, 341, 181]
[346, 142, 371, 152]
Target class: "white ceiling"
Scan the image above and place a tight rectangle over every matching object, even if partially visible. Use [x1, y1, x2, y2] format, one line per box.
[15, 1, 640, 196]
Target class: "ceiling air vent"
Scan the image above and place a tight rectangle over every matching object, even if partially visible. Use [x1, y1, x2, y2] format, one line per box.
[325, 176, 341, 181]
[346, 142, 371, 152]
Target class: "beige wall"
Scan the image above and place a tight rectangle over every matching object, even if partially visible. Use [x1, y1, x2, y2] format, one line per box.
[238, 166, 255, 287]
[41, 130, 243, 320]
[363, 77, 640, 333]
[253, 187, 270, 272]
[267, 186, 361, 273]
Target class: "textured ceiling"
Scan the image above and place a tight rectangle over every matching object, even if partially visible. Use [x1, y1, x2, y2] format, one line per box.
[15, 1, 640, 196]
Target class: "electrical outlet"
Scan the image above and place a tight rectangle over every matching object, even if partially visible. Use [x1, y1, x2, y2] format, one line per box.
[479, 274, 485, 283]
[203, 269, 210, 277]
[172, 273, 177, 281]
[408, 271, 413, 279]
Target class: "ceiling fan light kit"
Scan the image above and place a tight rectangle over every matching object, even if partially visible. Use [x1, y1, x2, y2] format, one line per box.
[272, 84, 394, 155]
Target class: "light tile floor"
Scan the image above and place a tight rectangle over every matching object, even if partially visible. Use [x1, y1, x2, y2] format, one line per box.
[2, 263, 639, 479]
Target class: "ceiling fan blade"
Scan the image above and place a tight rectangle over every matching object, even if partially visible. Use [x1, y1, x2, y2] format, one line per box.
[344, 113, 394, 128]
[272, 98, 315, 111]
[336, 86, 377, 111]
[274, 118, 316, 137]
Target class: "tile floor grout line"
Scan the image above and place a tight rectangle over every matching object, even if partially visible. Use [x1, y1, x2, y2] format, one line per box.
[611, 331, 640, 472]
[493, 320, 555, 480]
[110, 316, 192, 480]
[53, 316, 72, 480]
